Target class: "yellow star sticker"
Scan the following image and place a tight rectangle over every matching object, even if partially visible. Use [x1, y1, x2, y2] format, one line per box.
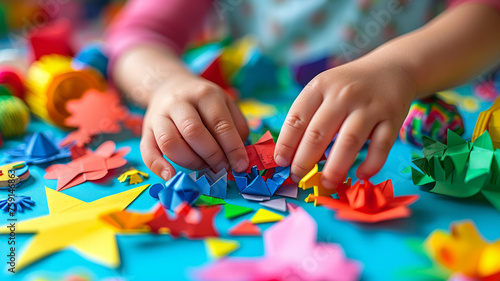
[0, 184, 149, 271]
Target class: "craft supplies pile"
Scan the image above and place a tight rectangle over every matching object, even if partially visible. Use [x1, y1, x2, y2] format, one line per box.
[0, 2, 500, 281]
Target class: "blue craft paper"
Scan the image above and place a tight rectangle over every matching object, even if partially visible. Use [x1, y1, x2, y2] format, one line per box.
[191, 168, 228, 199]
[5, 132, 71, 164]
[234, 165, 289, 197]
[73, 42, 109, 79]
[0, 196, 35, 213]
[155, 172, 202, 210]
[266, 166, 290, 195]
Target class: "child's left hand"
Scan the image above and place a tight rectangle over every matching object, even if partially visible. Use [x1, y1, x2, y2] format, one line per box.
[274, 59, 418, 188]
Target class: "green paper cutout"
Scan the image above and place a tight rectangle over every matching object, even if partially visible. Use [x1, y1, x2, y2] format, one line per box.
[224, 204, 253, 219]
[195, 195, 226, 206]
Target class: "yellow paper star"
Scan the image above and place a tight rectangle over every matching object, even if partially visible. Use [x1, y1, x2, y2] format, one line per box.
[117, 168, 149, 184]
[0, 185, 149, 271]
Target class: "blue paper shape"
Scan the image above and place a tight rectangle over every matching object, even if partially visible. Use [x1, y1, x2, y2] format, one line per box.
[0, 196, 35, 213]
[72, 42, 109, 79]
[5, 132, 71, 164]
[189, 168, 228, 199]
[153, 172, 202, 210]
[233, 165, 290, 197]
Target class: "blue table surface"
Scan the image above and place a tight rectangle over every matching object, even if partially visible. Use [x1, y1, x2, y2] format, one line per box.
[1, 84, 499, 281]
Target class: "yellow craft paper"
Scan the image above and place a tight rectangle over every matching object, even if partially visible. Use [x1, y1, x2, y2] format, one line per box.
[0, 185, 148, 271]
[118, 168, 149, 184]
[238, 99, 277, 119]
[205, 238, 239, 259]
[220, 36, 256, 80]
[472, 96, 500, 148]
[251, 209, 283, 224]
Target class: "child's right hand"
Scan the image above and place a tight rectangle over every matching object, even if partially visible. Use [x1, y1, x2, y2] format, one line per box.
[140, 73, 250, 181]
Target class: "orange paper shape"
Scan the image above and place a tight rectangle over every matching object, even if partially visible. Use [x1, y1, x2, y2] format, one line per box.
[147, 203, 220, 239]
[45, 141, 129, 191]
[100, 210, 153, 231]
[245, 131, 278, 172]
[311, 179, 419, 223]
[228, 220, 261, 236]
[61, 89, 142, 147]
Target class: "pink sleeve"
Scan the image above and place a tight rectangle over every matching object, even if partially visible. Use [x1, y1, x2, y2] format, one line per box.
[447, 0, 500, 12]
[105, 0, 213, 71]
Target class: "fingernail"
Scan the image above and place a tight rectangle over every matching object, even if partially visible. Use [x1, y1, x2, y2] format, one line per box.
[216, 162, 229, 172]
[161, 170, 171, 181]
[275, 155, 289, 167]
[234, 159, 248, 173]
[291, 174, 301, 183]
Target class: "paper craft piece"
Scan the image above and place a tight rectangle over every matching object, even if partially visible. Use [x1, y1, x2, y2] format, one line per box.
[196, 195, 226, 206]
[0, 196, 35, 213]
[411, 130, 500, 212]
[100, 210, 153, 232]
[147, 203, 220, 238]
[5, 132, 71, 164]
[205, 238, 239, 259]
[472, 95, 500, 149]
[274, 183, 298, 198]
[400, 95, 465, 147]
[0, 161, 30, 189]
[117, 168, 149, 185]
[311, 179, 419, 223]
[238, 99, 277, 119]
[250, 209, 284, 224]
[72, 42, 109, 79]
[44, 141, 129, 191]
[241, 193, 270, 201]
[27, 19, 74, 62]
[259, 198, 287, 212]
[194, 206, 361, 281]
[224, 204, 253, 219]
[61, 89, 137, 147]
[299, 164, 350, 205]
[189, 168, 228, 198]
[244, 131, 279, 172]
[228, 220, 261, 236]
[0, 185, 148, 270]
[234, 166, 290, 197]
[425, 221, 500, 279]
[25, 54, 106, 128]
[149, 172, 202, 210]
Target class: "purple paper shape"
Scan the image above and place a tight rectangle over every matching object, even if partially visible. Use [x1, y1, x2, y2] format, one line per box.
[259, 198, 287, 212]
[274, 183, 298, 198]
[241, 193, 270, 202]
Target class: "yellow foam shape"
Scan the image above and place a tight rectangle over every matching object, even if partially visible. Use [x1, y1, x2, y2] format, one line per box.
[251, 208, 283, 224]
[205, 238, 239, 259]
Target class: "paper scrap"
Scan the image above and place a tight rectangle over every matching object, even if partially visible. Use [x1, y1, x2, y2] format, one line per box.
[259, 198, 287, 212]
[250, 209, 284, 224]
[228, 220, 261, 236]
[224, 204, 253, 219]
[196, 195, 226, 206]
[118, 167, 149, 185]
[274, 183, 298, 198]
[240, 193, 270, 201]
[205, 238, 240, 259]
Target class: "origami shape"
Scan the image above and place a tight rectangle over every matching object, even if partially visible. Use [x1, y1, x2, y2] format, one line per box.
[194, 206, 361, 281]
[5, 132, 71, 164]
[250, 209, 284, 224]
[189, 168, 228, 198]
[118, 167, 149, 185]
[241, 193, 270, 201]
[205, 238, 239, 259]
[233, 165, 290, 197]
[274, 183, 298, 198]
[244, 131, 279, 172]
[311, 179, 419, 223]
[299, 164, 350, 205]
[224, 204, 253, 219]
[411, 130, 500, 212]
[60, 89, 143, 147]
[0, 161, 30, 189]
[472, 96, 500, 149]
[425, 221, 500, 280]
[400, 95, 465, 147]
[259, 198, 287, 212]
[195, 195, 226, 206]
[0, 185, 148, 270]
[146, 203, 220, 238]
[149, 172, 202, 210]
[0, 196, 35, 213]
[228, 220, 261, 236]
[44, 141, 129, 191]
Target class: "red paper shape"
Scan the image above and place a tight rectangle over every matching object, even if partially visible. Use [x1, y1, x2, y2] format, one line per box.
[147, 203, 220, 239]
[228, 220, 261, 236]
[245, 131, 278, 172]
[45, 141, 129, 191]
[61, 89, 142, 146]
[311, 179, 419, 223]
[28, 19, 74, 62]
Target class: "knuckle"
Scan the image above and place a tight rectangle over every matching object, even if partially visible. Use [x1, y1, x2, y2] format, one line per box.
[337, 83, 360, 102]
[195, 83, 219, 100]
[156, 133, 178, 153]
[284, 113, 306, 131]
[340, 133, 363, 150]
[372, 139, 393, 153]
[305, 76, 323, 92]
[180, 120, 204, 140]
[204, 148, 223, 163]
[212, 119, 233, 136]
[304, 128, 326, 146]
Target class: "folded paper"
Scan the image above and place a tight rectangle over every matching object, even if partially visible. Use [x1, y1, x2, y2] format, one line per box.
[234, 165, 290, 197]
[5, 132, 71, 164]
[118, 167, 149, 185]
[189, 168, 228, 198]
[149, 172, 202, 210]
[244, 131, 279, 172]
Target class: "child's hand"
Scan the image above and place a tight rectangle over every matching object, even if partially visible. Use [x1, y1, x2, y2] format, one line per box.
[140, 73, 249, 180]
[274, 60, 417, 188]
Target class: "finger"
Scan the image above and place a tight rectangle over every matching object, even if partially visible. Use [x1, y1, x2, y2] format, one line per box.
[140, 128, 176, 181]
[321, 110, 377, 188]
[170, 104, 229, 172]
[152, 116, 207, 170]
[289, 102, 347, 182]
[197, 98, 249, 173]
[274, 83, 323, 167]
[227, 100, 250, 142]
[356, 121, 398, 179]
